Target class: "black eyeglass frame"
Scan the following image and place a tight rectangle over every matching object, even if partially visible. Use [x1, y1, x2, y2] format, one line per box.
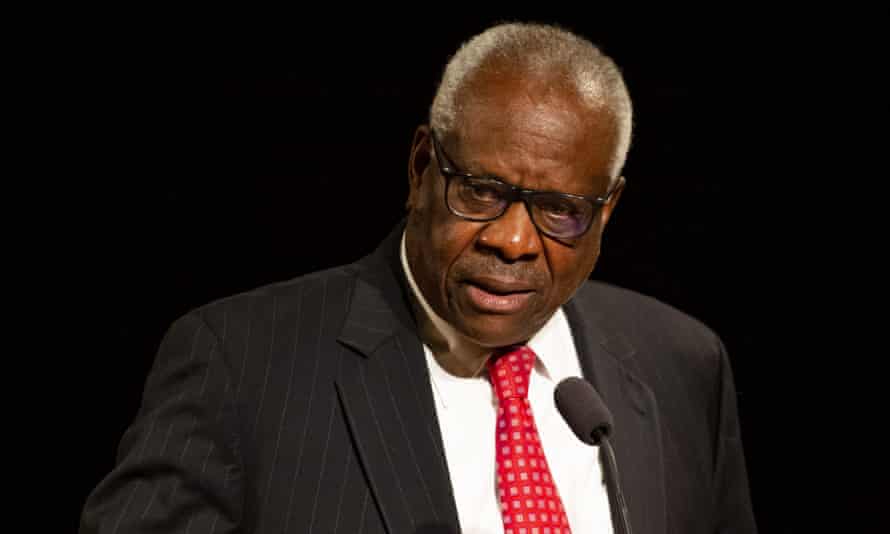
[429, 129, 624, 241]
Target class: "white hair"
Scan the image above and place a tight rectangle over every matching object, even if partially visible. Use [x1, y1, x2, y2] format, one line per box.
[430, 22, 634, 176]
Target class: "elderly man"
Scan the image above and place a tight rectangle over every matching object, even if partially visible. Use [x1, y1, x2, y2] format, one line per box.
[81, 22, 756, 534]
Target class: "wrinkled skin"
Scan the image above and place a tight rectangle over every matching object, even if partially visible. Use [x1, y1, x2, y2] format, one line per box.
[405, 71, 624, 354]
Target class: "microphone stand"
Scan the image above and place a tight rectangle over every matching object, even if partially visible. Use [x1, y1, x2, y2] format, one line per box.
[599, 436, 633, 534]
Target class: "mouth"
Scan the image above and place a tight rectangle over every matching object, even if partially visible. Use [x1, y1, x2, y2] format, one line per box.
[461, 276, 536, 314]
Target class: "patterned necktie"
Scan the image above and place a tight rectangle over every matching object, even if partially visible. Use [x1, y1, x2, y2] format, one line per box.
[489, 345, 572, 534]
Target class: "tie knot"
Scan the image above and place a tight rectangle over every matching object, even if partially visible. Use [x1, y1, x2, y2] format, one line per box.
[488, 345, 536, 401]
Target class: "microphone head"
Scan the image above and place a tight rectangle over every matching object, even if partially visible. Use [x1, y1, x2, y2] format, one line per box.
[554, 377, 613, 446]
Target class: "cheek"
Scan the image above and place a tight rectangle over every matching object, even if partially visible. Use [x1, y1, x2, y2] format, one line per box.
[410, 182, 480, 292]
[432, 219, 481, 286]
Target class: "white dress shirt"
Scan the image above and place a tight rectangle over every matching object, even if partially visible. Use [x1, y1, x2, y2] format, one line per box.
[400, 232, 614, 533]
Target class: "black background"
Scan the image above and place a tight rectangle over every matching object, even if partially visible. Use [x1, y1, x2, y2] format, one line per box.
[54, 7, 885, 533]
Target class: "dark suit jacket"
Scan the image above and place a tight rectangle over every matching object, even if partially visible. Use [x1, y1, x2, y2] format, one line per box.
[81, 223, 756, 533]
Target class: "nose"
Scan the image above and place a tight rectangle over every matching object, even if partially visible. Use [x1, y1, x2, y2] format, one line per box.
[476, 201, 543, 262]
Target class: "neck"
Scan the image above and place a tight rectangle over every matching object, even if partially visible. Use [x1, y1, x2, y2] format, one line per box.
[415, 310, 493, 378]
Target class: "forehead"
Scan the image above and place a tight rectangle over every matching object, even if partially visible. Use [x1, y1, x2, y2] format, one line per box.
[451, 72, 620, 186]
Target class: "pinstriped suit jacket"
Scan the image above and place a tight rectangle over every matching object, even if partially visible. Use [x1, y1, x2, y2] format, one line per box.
[80, 222, 756, 533]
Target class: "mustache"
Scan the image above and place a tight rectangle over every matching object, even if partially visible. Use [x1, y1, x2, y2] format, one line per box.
[451, 255, 549, 287]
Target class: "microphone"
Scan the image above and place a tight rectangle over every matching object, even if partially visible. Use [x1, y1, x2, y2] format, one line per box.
[555, 377, 633, 534]
[554, 376, 613, 445]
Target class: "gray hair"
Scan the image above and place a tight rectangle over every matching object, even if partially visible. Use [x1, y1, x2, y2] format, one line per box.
[430, 22, 633, 176]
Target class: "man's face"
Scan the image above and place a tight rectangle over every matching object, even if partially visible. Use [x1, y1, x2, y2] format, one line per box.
[405, 76, 624, 348]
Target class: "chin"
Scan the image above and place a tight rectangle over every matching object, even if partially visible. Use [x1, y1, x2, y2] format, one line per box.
[456, 315, 540, 349]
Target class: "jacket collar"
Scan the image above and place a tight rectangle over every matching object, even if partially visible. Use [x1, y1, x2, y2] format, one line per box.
[335, 222, 462, 533]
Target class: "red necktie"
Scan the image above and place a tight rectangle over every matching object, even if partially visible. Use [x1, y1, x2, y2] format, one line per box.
[489, 346, 572, 534]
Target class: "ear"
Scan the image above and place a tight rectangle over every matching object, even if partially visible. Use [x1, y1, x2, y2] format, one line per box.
[598, 176, 626, 228]
[406, 125, 432, 211]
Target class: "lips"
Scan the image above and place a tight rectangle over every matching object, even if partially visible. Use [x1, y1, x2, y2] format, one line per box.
[462, 276, 536, 314]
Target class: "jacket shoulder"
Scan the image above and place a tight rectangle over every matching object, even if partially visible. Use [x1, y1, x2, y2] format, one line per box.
[165, 263, 362, 363]
[573, 280, 725, 372]
[200, 262, 358, 311]
[576, 279, 720, 338]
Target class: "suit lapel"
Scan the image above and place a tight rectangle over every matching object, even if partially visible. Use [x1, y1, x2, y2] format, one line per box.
[335, 227, 461, 534]
[565, 293, 667, 534]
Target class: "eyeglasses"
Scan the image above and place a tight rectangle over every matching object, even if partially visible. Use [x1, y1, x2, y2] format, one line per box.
[430, 129, 623, 241]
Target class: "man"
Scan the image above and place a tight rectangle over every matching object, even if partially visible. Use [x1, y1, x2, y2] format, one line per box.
[81, 22, 756, 533]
